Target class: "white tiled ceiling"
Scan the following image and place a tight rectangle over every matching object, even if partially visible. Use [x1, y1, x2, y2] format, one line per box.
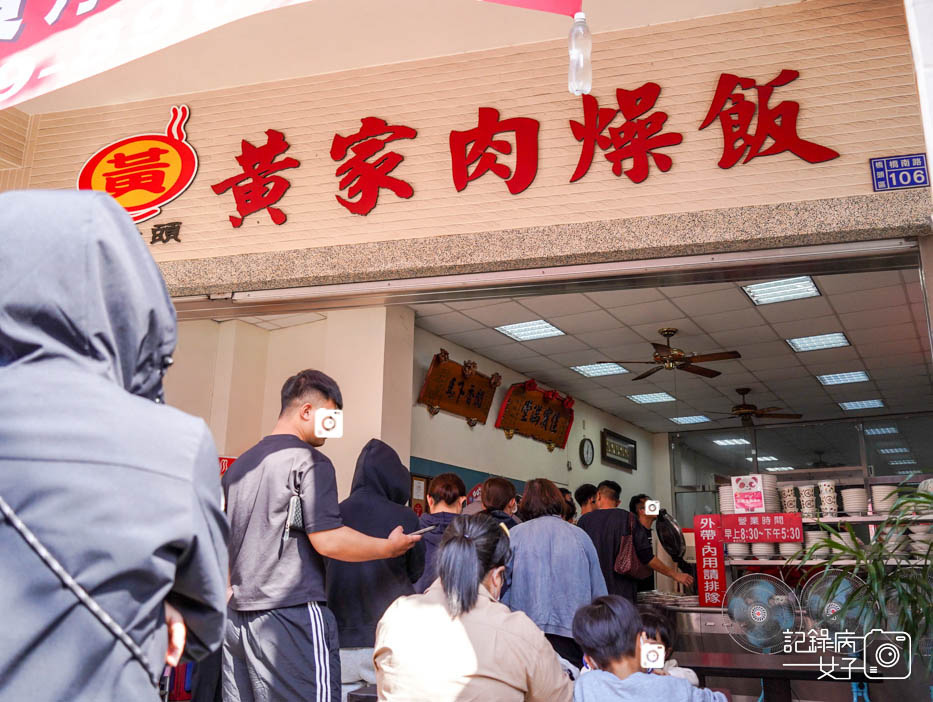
[212, 311, 328, 330]
[410, 269, 932, 435]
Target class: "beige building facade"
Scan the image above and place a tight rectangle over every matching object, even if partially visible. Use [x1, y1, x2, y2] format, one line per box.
[1, 0, 931, 510]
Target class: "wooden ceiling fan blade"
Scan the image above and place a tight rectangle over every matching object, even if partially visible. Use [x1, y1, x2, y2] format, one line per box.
[678, 363, 721, 378]
[599, 360, 658, 364]
[651, 342, 672, 354]
[756, 407, 782, 414]
[688, 351, 742, 363]
[756, 412, 803, 419]
[633, 365, 664, 381]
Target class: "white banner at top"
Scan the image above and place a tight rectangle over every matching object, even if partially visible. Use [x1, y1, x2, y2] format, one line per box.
[0, 0, 314, 110]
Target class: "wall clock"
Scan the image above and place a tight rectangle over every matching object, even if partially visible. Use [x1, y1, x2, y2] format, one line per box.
[579, 437, 595, 467]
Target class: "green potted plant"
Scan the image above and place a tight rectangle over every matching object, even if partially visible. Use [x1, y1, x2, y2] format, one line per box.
[794, 484, 933, 673]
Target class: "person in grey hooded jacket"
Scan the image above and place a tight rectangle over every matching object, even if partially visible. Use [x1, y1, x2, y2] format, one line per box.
[0, 190, 229, 701]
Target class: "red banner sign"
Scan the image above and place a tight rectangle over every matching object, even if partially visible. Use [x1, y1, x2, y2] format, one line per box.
[721, 513, 803, 543]
[694, 514, 725, 608]
[0, 0, 315, 110]
[479, 0, 582, 17]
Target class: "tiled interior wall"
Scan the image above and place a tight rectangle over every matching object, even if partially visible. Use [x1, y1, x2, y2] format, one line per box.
[3, 0, 927, 265]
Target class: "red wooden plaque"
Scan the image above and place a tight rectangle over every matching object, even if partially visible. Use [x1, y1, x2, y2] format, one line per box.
[417, 349, 501, 426]
[494, 379, 574, 451]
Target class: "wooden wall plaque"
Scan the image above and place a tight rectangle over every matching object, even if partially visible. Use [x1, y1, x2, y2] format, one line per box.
[494, 379, 574, 451]
[417, 349, 501, 426]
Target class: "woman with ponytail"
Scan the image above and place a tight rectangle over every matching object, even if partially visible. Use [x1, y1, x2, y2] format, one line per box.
[374, 514, 572, 701]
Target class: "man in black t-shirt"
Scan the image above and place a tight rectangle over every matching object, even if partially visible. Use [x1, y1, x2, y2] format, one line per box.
[578, 484, 692, 603]
[222, 370, 420, 702]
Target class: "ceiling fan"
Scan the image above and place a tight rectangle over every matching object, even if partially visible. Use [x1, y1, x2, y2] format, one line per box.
[601, 327, 742, 381]
[719, 387, 803, 427]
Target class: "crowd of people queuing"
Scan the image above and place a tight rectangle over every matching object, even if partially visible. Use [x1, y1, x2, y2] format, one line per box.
[219, 368, 709, 702]
[0, 192, 715, 702]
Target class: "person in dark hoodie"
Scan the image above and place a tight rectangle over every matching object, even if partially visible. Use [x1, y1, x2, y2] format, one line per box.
[0, 190, 229, 701]
[413, 472, 466, 593]
[481, 476, 519, 529]
[326, 439, 425, 701]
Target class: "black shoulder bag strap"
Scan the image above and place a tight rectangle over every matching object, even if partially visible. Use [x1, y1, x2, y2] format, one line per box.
[0, 493, 161, 687]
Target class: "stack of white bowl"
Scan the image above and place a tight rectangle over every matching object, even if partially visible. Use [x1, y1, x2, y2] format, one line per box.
[751, 542, 775, 559]
[871, 485, 899, 515]
[875, 525, 910, 556]
[778, 541, 802, 559]
[907, 525, 933, 559]
[804, 531, 829, 558]
[828, 530, 856, 551]
[841, 487, 868, 516]
[761, 474, 780, 512]
[726, 542, 750, 557]
[719, 485, 735, 514]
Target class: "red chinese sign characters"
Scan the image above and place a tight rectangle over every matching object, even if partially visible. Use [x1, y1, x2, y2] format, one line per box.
[330, 117, 417, 216]
[694, 514, 726, 607]
[570, 83, 683, 183]
[721, 513, 803, 544]
[211, 129, 300, 228]
[699, 69, 840, 169]
[77, 105, 198, 223]
[450, 107, 540, 194]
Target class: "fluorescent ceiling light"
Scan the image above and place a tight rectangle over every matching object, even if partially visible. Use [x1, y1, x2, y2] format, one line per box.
[786, 332, 850, 352]
[889, 459, 917, 465]
[877, 448, 909, 455]
[496, 320, 565, 341]
[896, 470, 918, 475]
[742, 276, 820, 305]
[572, 362, 628, 377]
[627, 392, 676, 404]
[670, 415, 711, 424]
[817, 371, 869, 386]
[865, 426, 898, 436]
[714, 438, 751, 446]
[839, 399, 884, 410]
[765, 466, 795, 472]
[746, 456, 779, 462]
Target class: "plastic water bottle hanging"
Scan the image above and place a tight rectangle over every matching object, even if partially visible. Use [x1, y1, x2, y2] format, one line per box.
[568, 11, 592, 95]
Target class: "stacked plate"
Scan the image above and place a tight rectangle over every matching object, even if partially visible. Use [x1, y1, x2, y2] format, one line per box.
[726, 542, 750, 557]
[841, 488, 868, 516]
[778, 541, 802, 558]
[761, 474, 780, 512]
[908, 528, 933, 559]
[872, 485, 899, 514]
[875, 525, 910, 556]
[719, 485, 735, 514]
[828, 530, 857, 551]
[804, 531, 829, 558]
[751, 542, 775, 558]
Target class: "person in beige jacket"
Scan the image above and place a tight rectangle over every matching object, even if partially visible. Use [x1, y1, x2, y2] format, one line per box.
[374, 513, 573, 702]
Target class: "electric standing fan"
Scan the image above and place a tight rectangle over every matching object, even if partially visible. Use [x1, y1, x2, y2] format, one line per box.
[723, 573, 800, 654]
[800, 569, 870, 648]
